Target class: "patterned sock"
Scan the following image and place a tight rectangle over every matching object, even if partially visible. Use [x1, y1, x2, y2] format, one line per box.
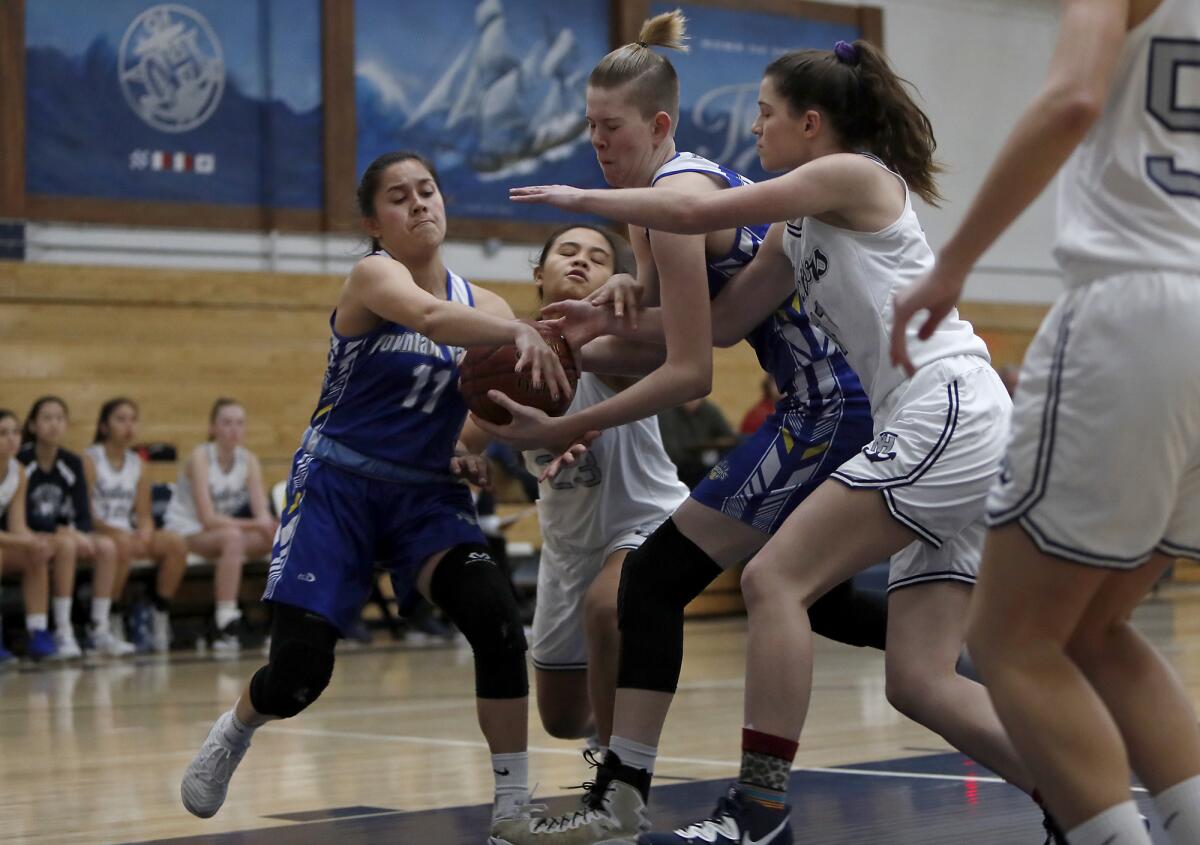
[491, 751, 529, 816]
[738, 727, 798, 810]
[609, 735, 658, 774]
[1155, 774, 1200, 845]
[1066, 801, 1151, 845]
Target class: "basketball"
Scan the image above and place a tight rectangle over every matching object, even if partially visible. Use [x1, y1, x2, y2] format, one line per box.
[459, 324, 579, 425]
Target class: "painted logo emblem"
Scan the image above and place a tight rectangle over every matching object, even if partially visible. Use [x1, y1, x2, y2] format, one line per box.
[863, 431, 898, 462]
[119, 4, 225, 133]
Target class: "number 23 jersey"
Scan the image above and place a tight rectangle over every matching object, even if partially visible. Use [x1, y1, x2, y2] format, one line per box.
[307, 265, 474, 475]
[525, 373, 689, 552]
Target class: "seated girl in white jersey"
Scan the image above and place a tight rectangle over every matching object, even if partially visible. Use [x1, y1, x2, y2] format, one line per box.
[0, 408, 59, 664]
[892, 1, 1200, 843]
[163, 398, 277, 652]
[180, 151, 572, 843]
[499, 40, 1081, 845]
[18, 396, 131, 658]
[84, 398, 188, 652]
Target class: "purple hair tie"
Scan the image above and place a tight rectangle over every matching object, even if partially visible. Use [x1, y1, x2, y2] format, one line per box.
[833, 40, 860, 65]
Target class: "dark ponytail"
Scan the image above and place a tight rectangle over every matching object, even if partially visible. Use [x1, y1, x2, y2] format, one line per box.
[765, 40, 943, 206]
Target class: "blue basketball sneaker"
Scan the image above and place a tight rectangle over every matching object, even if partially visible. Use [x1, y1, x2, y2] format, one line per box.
[0, 642, 15, 668]
[638, 786, 791, 845]
[26, 628, 57, 661]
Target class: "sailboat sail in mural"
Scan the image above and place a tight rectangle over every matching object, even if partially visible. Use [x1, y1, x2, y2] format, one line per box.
[405, 0, 589, 175]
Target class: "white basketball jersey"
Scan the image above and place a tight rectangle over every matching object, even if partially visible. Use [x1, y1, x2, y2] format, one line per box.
[85, 445, 141, 532]
[165, 443, 251, 526]
[1054, 0, 1200, 285]
[0, 458, 20, 523]
[782, 157, 989, 407]
[525, 373, 688, 551]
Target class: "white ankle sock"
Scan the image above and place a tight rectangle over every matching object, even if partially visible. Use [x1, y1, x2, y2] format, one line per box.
[1067, 801, 1151, 845]
[221, 709, 256, 746]
[492, 751, 528, 793]
[52, 598, 72, 633]
[609, 735, 657, 774]
[91, 598, 112, 630]
[26, 613, 47, 632]
[215, 602, 240, 630]
[1155, 774, 1200, 845]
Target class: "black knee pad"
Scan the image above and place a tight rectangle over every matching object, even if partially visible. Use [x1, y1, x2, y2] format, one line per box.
[616, 518, 723, 694]
[430, 544, 528, 699]
[249, 604, 338, 719]
[808, 577, 888, 650]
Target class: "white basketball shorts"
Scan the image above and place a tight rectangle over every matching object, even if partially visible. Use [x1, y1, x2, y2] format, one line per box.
[988, 271, 1200, 568]
[831, 355, 1012, 591]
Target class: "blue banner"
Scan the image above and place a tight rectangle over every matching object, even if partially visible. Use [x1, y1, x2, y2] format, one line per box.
[26, 0, 323, 210]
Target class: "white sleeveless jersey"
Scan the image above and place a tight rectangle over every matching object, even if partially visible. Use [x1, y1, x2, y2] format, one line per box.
[84, 445, 141, 532]
[165, 443, 251, 528]
[0, 458, 20, 523]
[524, 373, 688, 551]
[782, 157, 989, 407]
[1054, 0, 1200, 285]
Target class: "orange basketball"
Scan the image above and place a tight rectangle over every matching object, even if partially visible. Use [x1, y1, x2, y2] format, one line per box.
[459, 325, 578, 425]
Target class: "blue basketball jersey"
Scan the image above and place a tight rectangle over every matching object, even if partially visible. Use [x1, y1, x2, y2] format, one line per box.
[651, 152, 860, 412]
[307, 261, 475, 474]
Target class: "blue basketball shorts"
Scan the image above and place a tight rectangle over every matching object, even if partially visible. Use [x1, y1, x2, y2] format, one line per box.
[263, 450, 486, 635]
[691, 381, 873, 535]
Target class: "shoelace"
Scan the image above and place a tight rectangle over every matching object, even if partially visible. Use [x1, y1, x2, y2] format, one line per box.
[531, 755, 612, 832]
[201, 744, 236, 785]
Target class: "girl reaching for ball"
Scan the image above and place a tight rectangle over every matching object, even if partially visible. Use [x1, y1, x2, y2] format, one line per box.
[182, 150, 569, 835]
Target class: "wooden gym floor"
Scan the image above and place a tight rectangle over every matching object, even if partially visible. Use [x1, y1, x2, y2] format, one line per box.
[2, 590, 1196, 844]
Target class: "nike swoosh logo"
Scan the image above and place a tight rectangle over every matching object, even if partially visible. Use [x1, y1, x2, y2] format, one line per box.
[743, 815, 790, 845]
[493, 768, 510, 776]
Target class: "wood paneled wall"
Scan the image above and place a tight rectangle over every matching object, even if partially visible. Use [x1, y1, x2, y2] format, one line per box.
[0, 262, 1048, 488]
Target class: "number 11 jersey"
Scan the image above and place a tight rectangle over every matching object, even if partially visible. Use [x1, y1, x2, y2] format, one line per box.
[308, 260, 474, 474]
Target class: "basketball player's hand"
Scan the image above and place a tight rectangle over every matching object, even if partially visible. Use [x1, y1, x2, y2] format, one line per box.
[889, 258, 968, 376]
[584, 273, 644, 327]
[472, 391, 597, 455]
[508, 185, 586, 212]
[513, 323, 572, 402]
[450, 451, 492, 489]
[539, 300, 616, 349]
[537, 438, 599, 482]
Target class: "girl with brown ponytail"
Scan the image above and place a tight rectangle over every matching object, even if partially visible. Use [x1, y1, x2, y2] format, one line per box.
[509, 41, 1042, 845]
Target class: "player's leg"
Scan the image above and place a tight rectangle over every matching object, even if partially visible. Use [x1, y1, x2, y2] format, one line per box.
[582, 547, 628, 746]
[883, 578, 1031, 791]
[181, 456, 366, 820]
[531, 541, 596, 740]
[967, 526, 1155, 843]
[416, 540, 531, 835]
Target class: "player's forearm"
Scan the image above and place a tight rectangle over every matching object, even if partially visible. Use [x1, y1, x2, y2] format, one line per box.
[580, 337, 666, 376]
[580, 188, 708, 234]
[566, 358, 711, 433]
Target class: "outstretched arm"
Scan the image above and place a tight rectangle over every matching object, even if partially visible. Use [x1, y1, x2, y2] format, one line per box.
[511, 155, 867, 235]
[891, 0, 1130, 372]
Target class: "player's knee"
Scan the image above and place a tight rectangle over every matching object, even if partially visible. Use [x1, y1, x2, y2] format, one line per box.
[248, 605, 338, 719]
[536, 693, 591, 739]
[617, 520, 721, 632]
[583, 579, 618, 645]
[883, 658, 938, 720]
[430, 544, 528, 699]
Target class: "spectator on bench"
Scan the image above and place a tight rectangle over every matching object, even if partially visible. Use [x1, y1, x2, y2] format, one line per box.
[0, 408, 60, 663]
[19, 396, 134, 658]
[84, 398, 187, 653]
[164, 398, 277, 652]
